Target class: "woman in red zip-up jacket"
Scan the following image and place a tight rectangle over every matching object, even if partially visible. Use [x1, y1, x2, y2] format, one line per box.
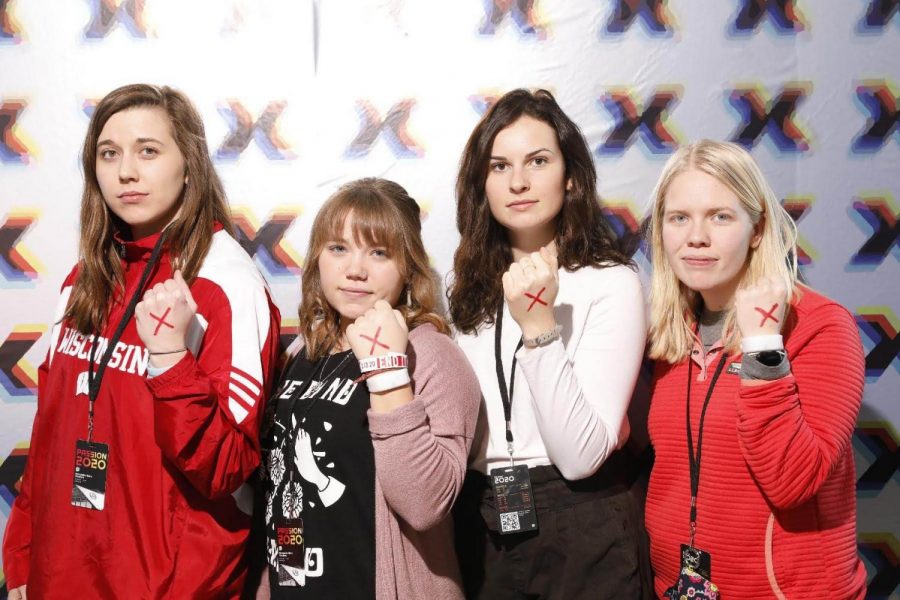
[2, 84, 280, 599]
[644, 139, 866, 599]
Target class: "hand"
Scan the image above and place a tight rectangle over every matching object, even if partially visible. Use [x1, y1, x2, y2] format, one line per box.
[294, 429, 328, 491]
[135, 270, 197, 367]
[734, 276, 787, 338]
[9, 585, 27, 600]
[502, 245, 559, 338]
[346, 299, 409, 360]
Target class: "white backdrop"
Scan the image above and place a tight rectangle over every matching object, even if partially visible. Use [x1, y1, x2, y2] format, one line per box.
[1, 1, 898, 596]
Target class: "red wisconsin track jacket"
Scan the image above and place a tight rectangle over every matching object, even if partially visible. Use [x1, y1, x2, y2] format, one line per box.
[3, 227, 281, 598]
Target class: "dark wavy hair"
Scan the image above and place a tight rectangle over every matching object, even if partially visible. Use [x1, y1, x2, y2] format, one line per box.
[448, 88, 633, 334]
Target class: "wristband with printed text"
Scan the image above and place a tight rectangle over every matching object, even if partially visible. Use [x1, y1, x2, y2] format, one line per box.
[359, 353, 408, 373]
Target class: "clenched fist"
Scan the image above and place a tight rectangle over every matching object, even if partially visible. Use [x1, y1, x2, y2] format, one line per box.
[502, 245, 559, 338]
[734, 276, 787, 338]
[135, 270, 196, 367]
[346, 299, 409, 360]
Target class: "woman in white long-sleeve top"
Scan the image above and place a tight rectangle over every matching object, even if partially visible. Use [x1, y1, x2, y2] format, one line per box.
[449, 89, 652, 599]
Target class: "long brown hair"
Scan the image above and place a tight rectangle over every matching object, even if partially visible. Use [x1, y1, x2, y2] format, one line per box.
[65, 83, 233, 334]
[300, 178, 449, 360]
[448, 88, 633, 334]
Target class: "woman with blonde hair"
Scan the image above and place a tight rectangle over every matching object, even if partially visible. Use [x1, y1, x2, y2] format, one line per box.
[2, 83, 281, 598]
[254, 178, 480, 598]
[645, 139, 866, 598]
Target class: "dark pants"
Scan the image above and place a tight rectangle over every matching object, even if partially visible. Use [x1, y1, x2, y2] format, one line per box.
[453, 454, 653, 600]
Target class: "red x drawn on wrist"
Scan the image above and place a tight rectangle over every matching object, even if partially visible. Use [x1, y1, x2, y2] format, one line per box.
[754, 303, 780, 328]
[360, 326, 390, 355]
[525, 287, 548, 312]
[149, 308, 175, 336]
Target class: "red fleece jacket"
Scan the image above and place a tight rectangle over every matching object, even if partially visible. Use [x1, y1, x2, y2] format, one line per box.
[646, 287, 867, 599]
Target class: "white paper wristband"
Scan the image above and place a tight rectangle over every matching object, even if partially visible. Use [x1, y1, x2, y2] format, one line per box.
[366, 368, 411, 393]
[741, 334, 784, 354]
[358, 353, 408, 373]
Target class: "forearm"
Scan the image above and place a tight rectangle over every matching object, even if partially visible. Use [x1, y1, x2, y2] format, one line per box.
[737, 313, 865, 508]
[368, 383, 413, 413]
[737, 374, 861, 508]
[518, 340, 635, 479]
[369, 399, 468, 530]
[148, 353, 262, 498]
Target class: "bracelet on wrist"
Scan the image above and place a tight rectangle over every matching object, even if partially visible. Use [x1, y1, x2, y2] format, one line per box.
[358, 352, 407, 374]
[741, 334, 784, 354]
[354, 366, 404, 384]
[366, 368, 411, 393]
[149, 348, 187, 356]
[522, 324, 563, 348]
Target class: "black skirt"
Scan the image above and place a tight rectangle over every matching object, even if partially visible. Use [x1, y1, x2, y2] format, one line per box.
[452, 451, 653, 600]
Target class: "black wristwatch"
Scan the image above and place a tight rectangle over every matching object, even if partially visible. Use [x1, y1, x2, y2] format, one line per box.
[750, 350, 786, 367]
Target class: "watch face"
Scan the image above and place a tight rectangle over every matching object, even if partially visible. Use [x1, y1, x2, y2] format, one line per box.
[755, 350, 785, 366]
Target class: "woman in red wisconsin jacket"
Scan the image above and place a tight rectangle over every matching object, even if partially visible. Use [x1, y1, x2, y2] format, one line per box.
[2, 84, 280, 599]
[644, 139, 867, 599]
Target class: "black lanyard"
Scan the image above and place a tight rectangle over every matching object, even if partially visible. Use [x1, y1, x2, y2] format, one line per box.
[494, 305, 524, 461]
[686, 350, 728, 546]
[276, 349, 354, 452]
[86, 230, 168, 441]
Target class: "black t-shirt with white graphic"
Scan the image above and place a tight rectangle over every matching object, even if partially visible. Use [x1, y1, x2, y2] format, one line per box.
[262, 348, 375, 598]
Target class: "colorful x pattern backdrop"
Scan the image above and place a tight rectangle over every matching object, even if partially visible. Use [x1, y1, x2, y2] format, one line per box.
[1, 0, 898, 596]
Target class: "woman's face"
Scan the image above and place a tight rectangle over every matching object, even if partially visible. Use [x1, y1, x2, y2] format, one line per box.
[661, 168, 761, 310]
[484, 115, 568, 246]
[318, 214, 405, 327]
[95, 107, 186, 239]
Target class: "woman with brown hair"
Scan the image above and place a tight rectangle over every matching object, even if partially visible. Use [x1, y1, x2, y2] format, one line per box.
[449, 89, 651, 599]
[254, 178, 480, 598]
[2, 83, 281, 598]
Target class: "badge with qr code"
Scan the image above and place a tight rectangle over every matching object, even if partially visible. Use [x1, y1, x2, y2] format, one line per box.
[489, 464, 538, 535]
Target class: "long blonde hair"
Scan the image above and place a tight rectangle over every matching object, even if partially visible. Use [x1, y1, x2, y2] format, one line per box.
[299, 178, 449, 360]
[65, 84, 233, 334]
[647, 139, 799, 363]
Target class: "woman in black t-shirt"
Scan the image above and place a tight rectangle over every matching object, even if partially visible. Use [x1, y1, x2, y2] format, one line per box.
[251, 178, 480, 599]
